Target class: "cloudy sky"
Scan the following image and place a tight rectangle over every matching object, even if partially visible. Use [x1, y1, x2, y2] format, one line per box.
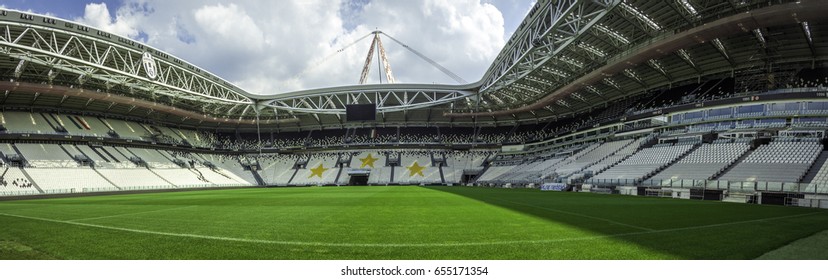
[1, 0, 533, 95]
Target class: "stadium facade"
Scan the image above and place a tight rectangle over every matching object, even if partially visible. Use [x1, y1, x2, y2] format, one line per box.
[1, 0, 828, 206]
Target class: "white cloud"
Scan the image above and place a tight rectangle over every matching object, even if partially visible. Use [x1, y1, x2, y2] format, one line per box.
[193, 3, 266, 53]
[76, 2, 140, 38]
[73, 0, 508, 95]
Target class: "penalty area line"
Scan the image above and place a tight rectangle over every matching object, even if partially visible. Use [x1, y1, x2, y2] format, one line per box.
[492, 198, 655, 231]
[67, 206, 197, 222]
[0, 211, 821, 248]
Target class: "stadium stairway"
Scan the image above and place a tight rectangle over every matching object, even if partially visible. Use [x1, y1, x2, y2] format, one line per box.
[802, 151, 828, 183]
[250, 168, 265, 186]
[439, 165, 446, 184]
[19, 167, 44, 194]
[37, 112, 62, 133]
[146, 167, 178, 188]
[97, 147, 121, 163]
[581, 138, 639, 174]
[639, 143, 701, 183]
[245, 159, 266, 186]
[9, 144, 29, 166]
[92, 168, 122, 190]
[86, 146, 111, 163]
[191, 168, 206, 182]
[472, 164, 491, 184]
[56, 145, 79, 164]
[334, 166, 344, 185]
[71, 144, 123, 189]
[287, 168, 299, 185]
[72, 144, 98, 164]
[712, 146, 756, 180]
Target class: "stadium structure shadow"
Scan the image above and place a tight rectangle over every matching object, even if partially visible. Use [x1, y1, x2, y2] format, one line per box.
[425, 186, 828, 259]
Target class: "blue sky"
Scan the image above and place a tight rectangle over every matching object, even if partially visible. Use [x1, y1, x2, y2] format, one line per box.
[2, 0, 119, 18]
[1, 0, 534, 94]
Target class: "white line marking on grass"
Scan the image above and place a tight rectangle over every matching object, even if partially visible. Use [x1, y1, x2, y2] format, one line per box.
[0, 212, 820, 248]
[492, 198, 655, 231]
[67, 206, 196, 222]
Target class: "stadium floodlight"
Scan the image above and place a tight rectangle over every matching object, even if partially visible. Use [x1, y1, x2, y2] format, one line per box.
[560, 55, 584, 68]
[802, 22, 813, 44]
[525, 75, 556, 87]
[647, 59, 668, 76]
[602, 77, 621, 90]
[577, 42, 607, 58]
[677, 49, 696, 67]
[542, 66, 570, 78]
[623, 69, 643, 83]
[678, 0, 699, 17]
[619, 2, 661, 31]
[712, 38, 730, 59]
[753, 29, 766, 48]
[594, 25, 630, 45]
[586, 85, 603, 96]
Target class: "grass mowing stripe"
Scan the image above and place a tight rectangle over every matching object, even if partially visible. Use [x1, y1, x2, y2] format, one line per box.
[67, 206, 197, 222]
[492, 198, 655, 231]
[0, 210, 819, 248]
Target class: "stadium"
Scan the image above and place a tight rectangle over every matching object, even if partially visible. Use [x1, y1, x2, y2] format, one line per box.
[1, 0, 828, 260]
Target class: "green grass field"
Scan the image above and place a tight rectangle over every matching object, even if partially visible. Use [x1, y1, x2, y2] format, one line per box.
[0, 186, 827, 259]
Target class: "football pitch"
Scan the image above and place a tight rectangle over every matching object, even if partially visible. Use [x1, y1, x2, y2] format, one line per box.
[0, 186, 827, 259]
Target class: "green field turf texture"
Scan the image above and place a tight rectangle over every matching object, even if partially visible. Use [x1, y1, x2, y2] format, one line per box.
[0, 186, 826, 259]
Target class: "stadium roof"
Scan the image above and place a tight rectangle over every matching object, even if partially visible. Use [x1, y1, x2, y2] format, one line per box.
[1, 0, 828, 129]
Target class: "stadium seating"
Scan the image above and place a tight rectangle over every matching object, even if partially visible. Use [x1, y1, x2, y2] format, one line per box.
[551, 142, 628, 179]
[476, 165, 517, 183]
[588, 143, 697, 185]
[719, 139, 822, 183]
[103, 119, 150, 140]
[442, 151, 490, 184]
[259, 154, 301, 186]
[3, 85, 828, 197]
[15, 144, 78, 168]
[1, 111, 56, 134]
[25, 168, 117, 192]
[291, 153, 341, 186]
[649, 141, 751, 183]
[583, 137, 649, 175]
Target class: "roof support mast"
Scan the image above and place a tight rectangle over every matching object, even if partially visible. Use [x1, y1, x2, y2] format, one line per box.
[359, 31, 396, 84]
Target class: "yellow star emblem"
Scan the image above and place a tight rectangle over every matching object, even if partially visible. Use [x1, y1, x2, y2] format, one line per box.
[308, 163, 328, 178]
[406, 161, 426, 177]
[359, 154, 378, 168]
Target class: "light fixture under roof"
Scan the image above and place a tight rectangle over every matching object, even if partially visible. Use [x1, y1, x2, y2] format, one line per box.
[803, 22, 813, 43]
[619, 2, 661, 31]
[603, 77, 621, 90]
[677, 49, 695, 67]
[586, 85, 603, 96]
[542, 66, 569, 78]
[577, 42, 606, 58]
[753, 28, 766, 48]
[623, 69, 642, 82]
[712, 38, 729, 59]
[594, 24, 630, 45]
[647, 59, 667, 75]
[525, 75, 555, 86]
[559, 56, 583, 68]
[678, 0, 698, 16]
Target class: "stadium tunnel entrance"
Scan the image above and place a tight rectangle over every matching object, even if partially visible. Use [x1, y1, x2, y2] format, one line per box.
[348, 175, 369, 186]
[347, 169, 371, 186]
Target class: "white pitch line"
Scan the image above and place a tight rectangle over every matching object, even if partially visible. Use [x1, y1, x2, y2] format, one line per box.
[0, 211, 821, 248]
[492, 198, 655, 231]
[68, 206, 196, 222]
